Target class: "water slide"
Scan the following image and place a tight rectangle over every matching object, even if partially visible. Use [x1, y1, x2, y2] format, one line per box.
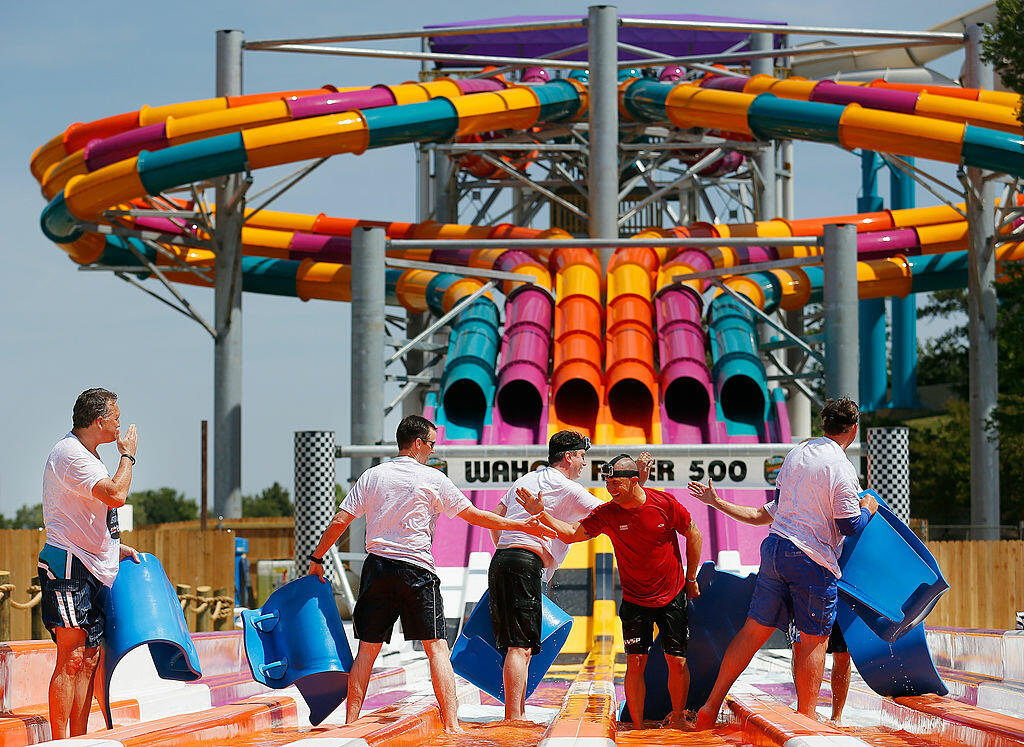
[31, 67, 1024, 623]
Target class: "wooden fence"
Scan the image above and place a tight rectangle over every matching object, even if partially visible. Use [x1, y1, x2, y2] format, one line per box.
[925, 540, 1024, 629]
[0, 527, 236, 641]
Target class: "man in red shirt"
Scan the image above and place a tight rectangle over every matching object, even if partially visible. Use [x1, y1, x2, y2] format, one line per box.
[517, 453, 702, 728]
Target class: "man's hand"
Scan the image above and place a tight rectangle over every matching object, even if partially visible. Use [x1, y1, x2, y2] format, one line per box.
[119, 544, 141, 563]
[118, 424, 138, 458]
[637, 452, 653, 484]
[860, 491, 879, 515]
[520, 516, 558, 539]
[684, 578, 700, 599]
[515, 487, 545, 515]
[687, 480, 718, 506]
[308, 560, 328, 583]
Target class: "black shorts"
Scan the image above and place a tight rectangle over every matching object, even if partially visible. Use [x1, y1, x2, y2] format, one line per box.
[620, 588, 689, 657]
[787, 621, 848, 654]
[353, 554, 446, 643]
[37, 544, 109, 649]
[488, 548, 543, 654]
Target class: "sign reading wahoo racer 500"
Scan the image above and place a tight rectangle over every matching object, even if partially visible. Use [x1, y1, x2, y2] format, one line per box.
[429, 455, 788, 491]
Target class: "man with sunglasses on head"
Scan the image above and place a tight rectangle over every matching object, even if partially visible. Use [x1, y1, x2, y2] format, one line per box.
[487, 430, 603, 721]
[687, 397, 877, 729]
[307, 415, 555, 734]
[519, 452, 703, 730]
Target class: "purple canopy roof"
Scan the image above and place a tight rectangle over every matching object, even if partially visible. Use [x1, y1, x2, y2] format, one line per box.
[426, 14, 785, 68]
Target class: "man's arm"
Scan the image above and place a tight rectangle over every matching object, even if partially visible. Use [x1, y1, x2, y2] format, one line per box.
[682, 520, 703, 597]
[307, 508, 358, 580]
[457, 504, 556, 539]
[687, 480, 773, 526]
[514, 488, 591, 543]
[489, 502, 508, 547]
[91, 424, 138, 508]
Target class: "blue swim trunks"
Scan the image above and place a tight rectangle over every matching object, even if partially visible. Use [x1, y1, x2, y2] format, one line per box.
[37, 544, 109, 648]
[747, 533, 838, 637]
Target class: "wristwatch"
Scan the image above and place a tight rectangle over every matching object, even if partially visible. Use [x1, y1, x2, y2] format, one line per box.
[307, 553, 325, 564]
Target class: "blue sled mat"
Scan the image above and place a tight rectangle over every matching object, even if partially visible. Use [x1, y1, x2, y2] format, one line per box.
[837, 490, 949, 642]
[242, 575, 353, 726]
[102, 553, 201, 728]
[450, 589, 572, 705]
[619, 561, 755, 723]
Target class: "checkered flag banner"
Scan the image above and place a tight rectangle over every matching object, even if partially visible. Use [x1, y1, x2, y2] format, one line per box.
[294, 431, 338, 582]
[867, 426, 911, 523]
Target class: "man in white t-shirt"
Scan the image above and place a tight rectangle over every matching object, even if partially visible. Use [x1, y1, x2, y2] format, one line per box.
[485, 430, 600, 720]
[38, 388, 141, 738]
[307, 415, 554, 734]
[688, 397, 878, 728]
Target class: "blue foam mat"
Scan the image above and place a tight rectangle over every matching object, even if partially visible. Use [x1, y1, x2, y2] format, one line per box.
[241, 575, 354, 726]
[450, 589, 572, 704]
[837, 490, 949, 642]
[619, 561, 755, 723]
[102, 553, 201, 728]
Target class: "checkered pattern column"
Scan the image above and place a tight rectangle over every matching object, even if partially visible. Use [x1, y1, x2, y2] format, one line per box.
[295, 431, 338, 581]
[867, 426, 911, 523]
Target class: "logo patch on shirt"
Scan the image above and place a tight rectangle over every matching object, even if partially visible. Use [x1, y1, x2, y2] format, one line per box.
[619, 524, 629, 531]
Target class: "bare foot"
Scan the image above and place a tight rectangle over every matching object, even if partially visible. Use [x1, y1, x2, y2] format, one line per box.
[694, 708, 716, 730]
[443, 723, 466, 734]
[661, 714, 694, 731]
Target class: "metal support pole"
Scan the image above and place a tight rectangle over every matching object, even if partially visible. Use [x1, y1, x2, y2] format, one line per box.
[350, 227, 387, 561]
[890, 157, 921, 409]
[823, 224, 859, 403]
[214, 29, 244, 519]
[750, 33, 776, 222]
[858, 150, 888, 412]
[965, 24, 1000, 540]
[751, 32, 784, 388]
[434, 146, 457, 223]
[588, 5, 619, 266]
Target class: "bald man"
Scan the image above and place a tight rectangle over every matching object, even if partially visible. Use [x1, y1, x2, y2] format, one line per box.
[518, 453, 702, 729]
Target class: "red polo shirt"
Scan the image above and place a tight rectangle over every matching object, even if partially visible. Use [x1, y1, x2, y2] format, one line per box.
[579, 487, 692, 607]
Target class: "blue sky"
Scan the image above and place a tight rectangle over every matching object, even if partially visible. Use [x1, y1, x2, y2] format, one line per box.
[1, 1, 977, 517]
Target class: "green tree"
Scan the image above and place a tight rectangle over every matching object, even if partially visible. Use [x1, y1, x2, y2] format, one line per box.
[129, 487, 198, 526]
[916, 288, 968, 398]
[909, 263, 1024, 529]
[242, 482, 293, 517]
[982, 0, 1024, 126]
[0, 502, 44, 529]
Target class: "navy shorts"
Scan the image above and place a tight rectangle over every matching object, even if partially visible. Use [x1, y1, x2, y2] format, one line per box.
[489, 548, 544, 654]
[748, 534, 838, 637]
[353, 554, 446, 643]
[619, 587, 689, 657]
[37, 544, 109, 648]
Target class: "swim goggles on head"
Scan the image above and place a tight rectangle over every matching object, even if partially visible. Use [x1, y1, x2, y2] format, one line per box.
[599, 453, 640, 479]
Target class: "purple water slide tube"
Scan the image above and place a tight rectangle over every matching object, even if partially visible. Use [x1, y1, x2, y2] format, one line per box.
[83, 79, 505, 172]
[495, 283, 554, 444]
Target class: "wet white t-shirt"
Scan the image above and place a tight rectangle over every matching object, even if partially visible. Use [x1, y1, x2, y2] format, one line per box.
[339, 456, 472, 574]
[497, 466, 602, 582]
[41, 433, 120, 587]
[765, 436, 862, 579]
